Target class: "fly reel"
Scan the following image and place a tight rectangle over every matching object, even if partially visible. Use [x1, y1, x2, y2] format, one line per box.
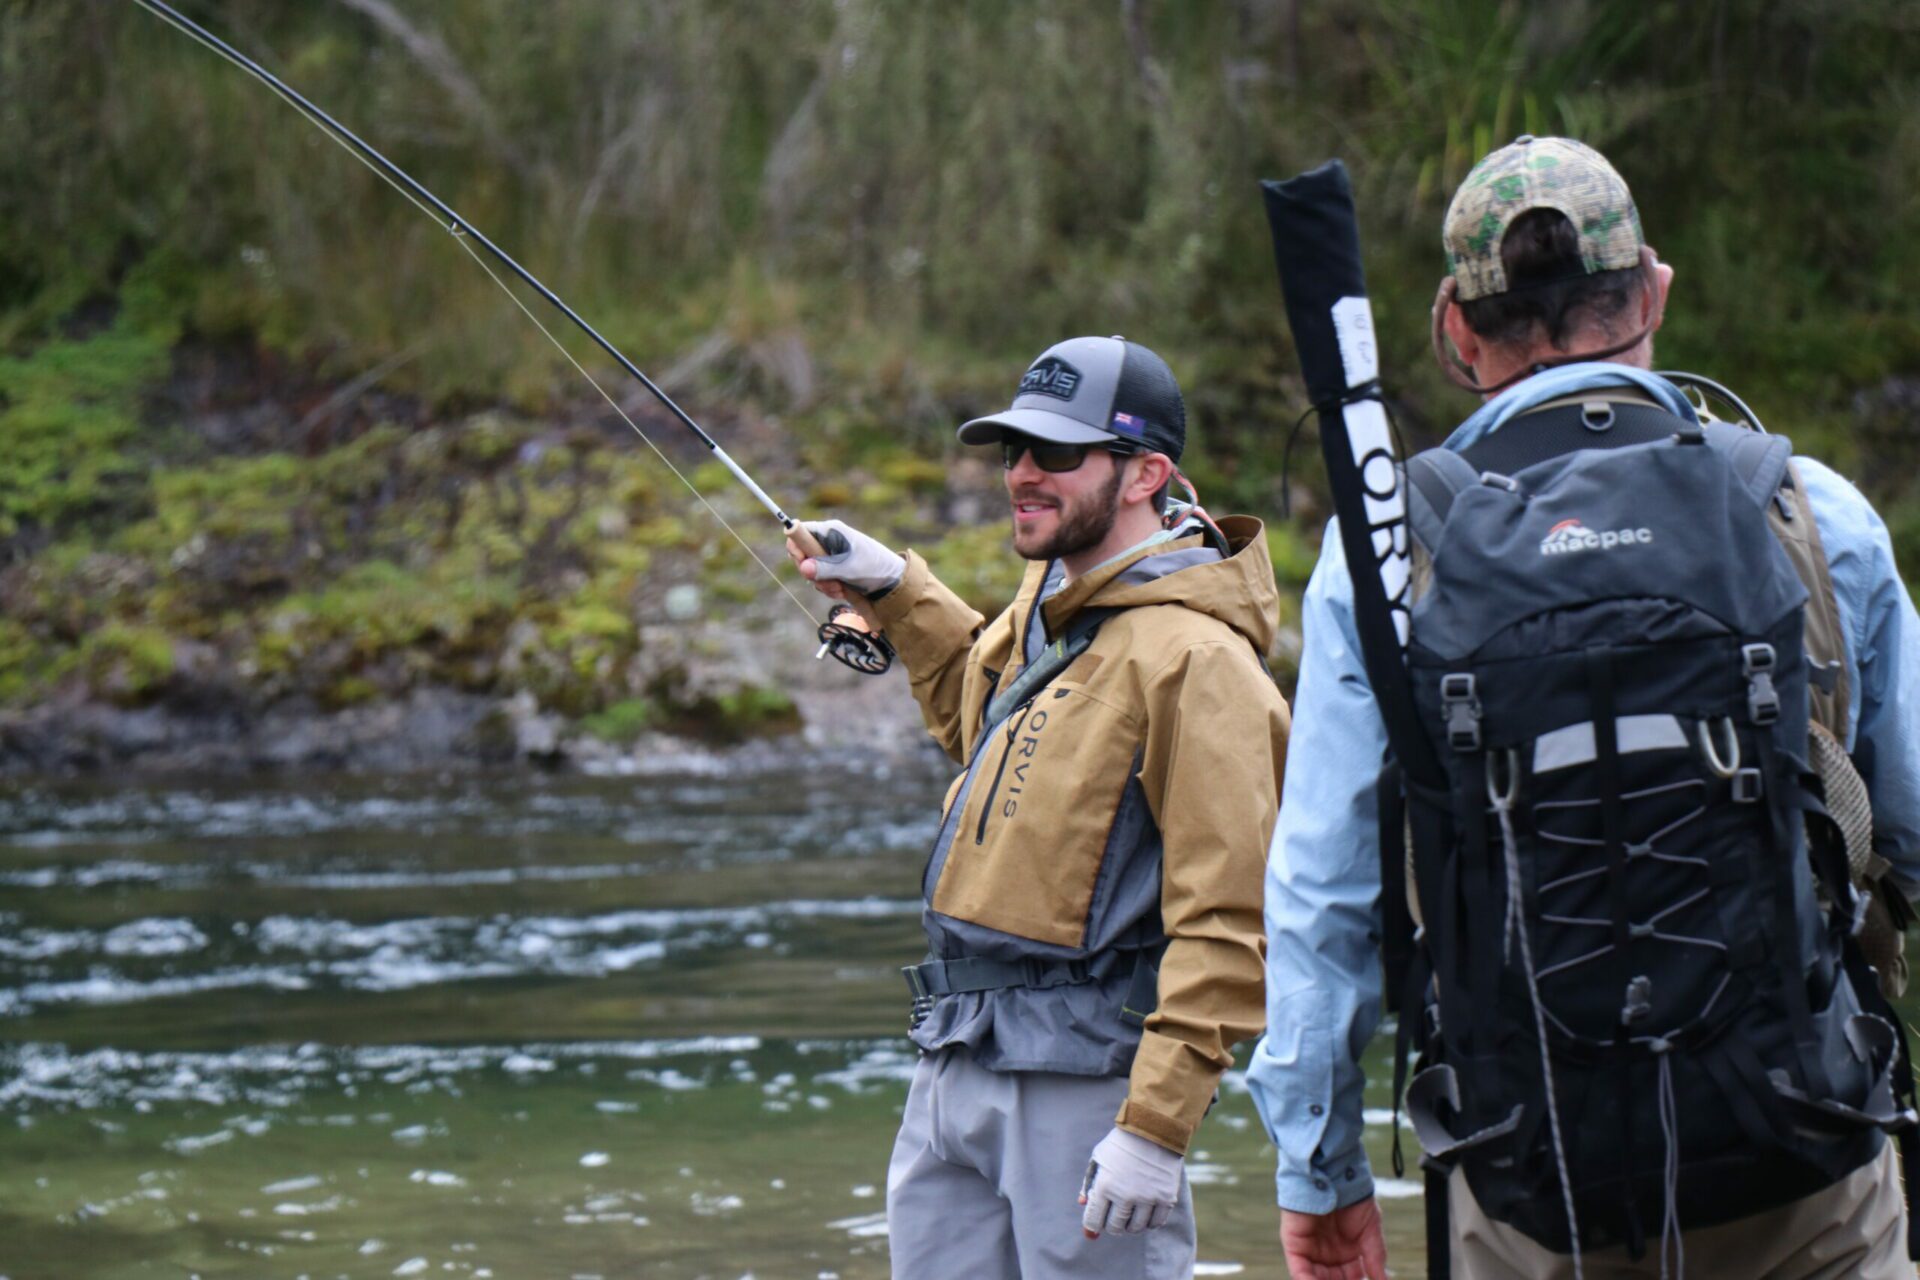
[817, 603, 895, 675]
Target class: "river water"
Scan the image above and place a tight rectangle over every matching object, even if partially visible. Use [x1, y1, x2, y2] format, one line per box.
[0, 763, 1424, 1278]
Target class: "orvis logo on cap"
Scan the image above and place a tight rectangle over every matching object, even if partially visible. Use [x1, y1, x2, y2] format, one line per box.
[1019, 356, 1081, 401]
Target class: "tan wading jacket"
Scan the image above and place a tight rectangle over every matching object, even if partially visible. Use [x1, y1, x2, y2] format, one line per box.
[873, 514, 1288, 1154]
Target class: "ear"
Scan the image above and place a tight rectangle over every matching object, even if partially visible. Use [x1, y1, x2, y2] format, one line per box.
[1440, 285, 1481, 369]
[1645, 253, 1674, 333]
[1127, 451, 1176, 507]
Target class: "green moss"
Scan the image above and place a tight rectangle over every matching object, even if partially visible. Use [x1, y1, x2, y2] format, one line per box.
[77, 623, 175, 706]
[631, 515, 692, 549]
[136, 454, 306, 548]
[451, 414, 534, 469]
[0, 323, 172, 539]
[0, 619, 44, 704]
[716, 685, 796, 723]
[808, 481, 856, 508]
[321, 674, 382, 710]
[857, 481, 904, 512]
[703, 684, 800, 741]
[578, 697, 657, 744]
[544, 600, 634, 649]
[689, 461, 734, 494]
[921, 523, 1022, 614]
[878, 455, 948, 496]
[1265, 523, 1321, 589]
[276, 560, 515, 661]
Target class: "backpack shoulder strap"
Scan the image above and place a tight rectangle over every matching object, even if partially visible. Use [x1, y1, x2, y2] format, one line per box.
[1701, 425, 1849, 733]
[1769, 459, 1851, 740]
[1462, 397, 1691, 475]
[1405, 448, 1479, 553]
[1703, 421, 1793, 510]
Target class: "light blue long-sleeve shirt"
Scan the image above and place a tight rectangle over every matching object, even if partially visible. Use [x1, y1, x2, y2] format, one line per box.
[1245, 363, 1920, 1214]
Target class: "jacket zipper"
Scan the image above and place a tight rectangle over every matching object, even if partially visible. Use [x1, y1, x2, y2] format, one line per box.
[975, 702, 1033, 845]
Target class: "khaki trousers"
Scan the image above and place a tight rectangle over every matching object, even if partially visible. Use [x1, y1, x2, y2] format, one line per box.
[1449, 1139, 1911, 1278]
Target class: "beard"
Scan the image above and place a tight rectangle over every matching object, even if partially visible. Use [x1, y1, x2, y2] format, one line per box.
[1010, 461, 1126, 561]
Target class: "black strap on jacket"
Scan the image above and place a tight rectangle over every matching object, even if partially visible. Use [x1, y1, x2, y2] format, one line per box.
[901, 948, 1162, 1024]
[903, 954, 1092, 997]
[982, 605, 1119, 731]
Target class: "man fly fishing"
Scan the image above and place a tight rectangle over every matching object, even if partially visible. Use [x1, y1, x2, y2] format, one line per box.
[789, 336, 1288, 1278]
[1252, 137, 1920, 1279]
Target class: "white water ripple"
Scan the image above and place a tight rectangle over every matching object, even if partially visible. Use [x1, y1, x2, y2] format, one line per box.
[0, 1036, 766, 1112]
[0, 898, 917, 1016]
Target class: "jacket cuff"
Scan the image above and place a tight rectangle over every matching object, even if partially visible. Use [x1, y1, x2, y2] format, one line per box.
[870, 550, 935, 630]
[1113, 1098, 1193, 1156]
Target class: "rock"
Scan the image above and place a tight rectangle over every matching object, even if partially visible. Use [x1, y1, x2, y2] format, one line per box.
[663, 583, 702, 621]
[503, 690, 565, 761]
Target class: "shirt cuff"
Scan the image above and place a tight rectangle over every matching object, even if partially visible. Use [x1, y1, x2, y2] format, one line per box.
[1276, 1146, 1376, 1215]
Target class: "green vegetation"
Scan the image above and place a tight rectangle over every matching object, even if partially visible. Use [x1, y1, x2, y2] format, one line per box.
[0, 2, 1916, 731]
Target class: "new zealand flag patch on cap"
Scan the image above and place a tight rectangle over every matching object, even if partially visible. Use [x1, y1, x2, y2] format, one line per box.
[1108, 411, 1146, 439]
[1019, 356, 1081, 401]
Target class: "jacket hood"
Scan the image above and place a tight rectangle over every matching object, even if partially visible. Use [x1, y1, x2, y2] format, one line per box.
[1013, 514, 1280, 654]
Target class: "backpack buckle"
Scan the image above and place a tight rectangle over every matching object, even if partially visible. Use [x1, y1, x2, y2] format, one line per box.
[1440, 673, 1482, 752]
[1622, 975, 1653, 1026]
[1742, 643, 1780, 725]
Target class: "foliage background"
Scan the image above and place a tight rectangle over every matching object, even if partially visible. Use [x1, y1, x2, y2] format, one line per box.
[2, 0, 1917, 735]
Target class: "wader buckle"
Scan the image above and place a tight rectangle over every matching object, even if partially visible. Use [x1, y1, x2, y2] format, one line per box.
[1023, 958, 1092, 989]
[903, 964, 936, 1032]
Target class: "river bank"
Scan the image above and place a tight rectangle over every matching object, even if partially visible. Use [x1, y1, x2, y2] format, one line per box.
[0, 324, 1114, 777]
[0, 613, 944, 777]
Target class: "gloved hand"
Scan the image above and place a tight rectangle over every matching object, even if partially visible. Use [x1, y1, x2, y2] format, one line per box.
[791, 519, 905, 596]
[1079, 1127, 1183, 1237]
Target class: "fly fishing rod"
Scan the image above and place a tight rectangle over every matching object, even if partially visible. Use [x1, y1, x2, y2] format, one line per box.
[130, 0, 893, 676]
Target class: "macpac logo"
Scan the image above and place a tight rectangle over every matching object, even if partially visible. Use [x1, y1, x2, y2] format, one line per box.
[1019, 357, 1081, 401]
[1539, 518, 1654, 556]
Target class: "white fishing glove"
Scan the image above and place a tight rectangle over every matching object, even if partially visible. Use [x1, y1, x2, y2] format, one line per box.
[1079, 1127, 1183, 1236]
[799, 519, 905, 595]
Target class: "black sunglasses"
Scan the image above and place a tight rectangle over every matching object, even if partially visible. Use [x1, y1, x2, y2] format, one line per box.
[1000, 434, 1141, 474]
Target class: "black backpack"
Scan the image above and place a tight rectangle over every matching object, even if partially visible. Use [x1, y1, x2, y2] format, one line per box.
[1387, 399, 1919, 1274]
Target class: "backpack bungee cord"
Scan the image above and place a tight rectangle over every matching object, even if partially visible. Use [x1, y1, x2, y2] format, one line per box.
[129, 0, 894, 677]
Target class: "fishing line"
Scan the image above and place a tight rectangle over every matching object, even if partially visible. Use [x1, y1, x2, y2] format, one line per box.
[131, 0, 824, 632]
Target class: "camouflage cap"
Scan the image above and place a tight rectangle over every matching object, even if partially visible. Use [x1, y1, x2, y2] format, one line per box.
[1442, 135, 1644, 301]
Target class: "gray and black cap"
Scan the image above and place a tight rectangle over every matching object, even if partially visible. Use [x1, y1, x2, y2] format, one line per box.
[957, 335, 1186, 462]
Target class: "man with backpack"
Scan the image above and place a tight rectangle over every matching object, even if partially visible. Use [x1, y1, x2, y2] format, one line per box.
[789, 336, 1288, 1278]
[1251, 136, 1920, 1279]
